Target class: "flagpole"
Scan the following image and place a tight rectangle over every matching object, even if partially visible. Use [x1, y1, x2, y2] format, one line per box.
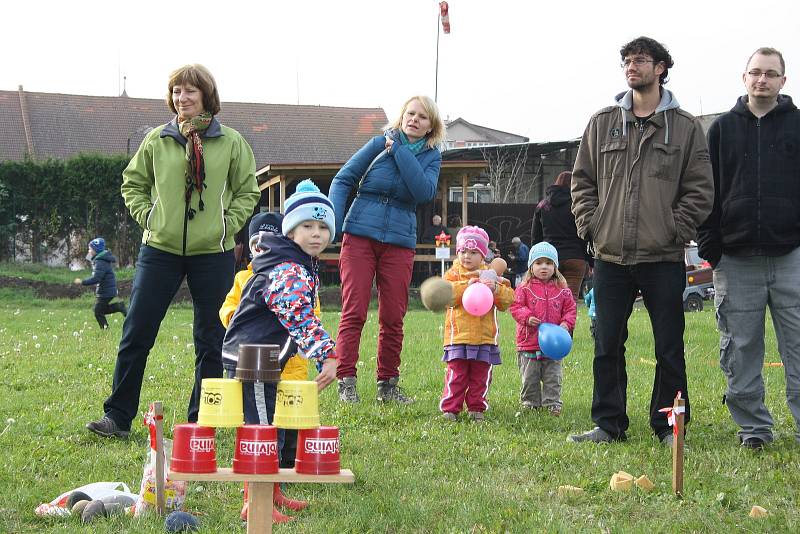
[435, 10, 441, 103]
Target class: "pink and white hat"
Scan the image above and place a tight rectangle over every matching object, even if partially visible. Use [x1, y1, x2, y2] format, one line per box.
[456, 225, 490, 258]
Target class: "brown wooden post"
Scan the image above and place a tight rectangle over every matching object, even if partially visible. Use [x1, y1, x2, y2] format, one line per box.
[440, 176, 448, 225]
[152, 402, 166, 514]
[672, 395, 685, 496]
[279, 176, 286, 212]
[268, 184, 274, 211]
[461, 173, 468, 225]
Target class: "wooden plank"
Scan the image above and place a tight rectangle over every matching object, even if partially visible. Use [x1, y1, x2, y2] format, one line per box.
[169, 467, 355, 484]
[248, 482, 273, 534]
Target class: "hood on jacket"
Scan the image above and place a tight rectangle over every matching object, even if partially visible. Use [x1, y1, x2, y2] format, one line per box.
[251, 233, 314, 276]
[543, 184, 571, 209]
[731, 93, 797, 118]
[93, 250, 117, 264]
[614, 88, 681, 143]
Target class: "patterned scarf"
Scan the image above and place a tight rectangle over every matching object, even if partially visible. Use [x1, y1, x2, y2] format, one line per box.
[399, 131, 428, 155]
[179, 112, 213, 215]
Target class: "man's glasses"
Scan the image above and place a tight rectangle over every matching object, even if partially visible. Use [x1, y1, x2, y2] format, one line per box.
[747, 70, 783, 79]
[621, 58, 655, 68]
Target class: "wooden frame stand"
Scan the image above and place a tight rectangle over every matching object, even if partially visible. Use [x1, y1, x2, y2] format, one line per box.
[169, 468, 354, 533]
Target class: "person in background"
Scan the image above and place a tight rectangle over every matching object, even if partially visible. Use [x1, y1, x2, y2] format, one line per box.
[421, 214, 450, 243]
[584, 287, 597, 339]
[507, 237, 530, 288]
[329, 95, 446, 404]
[533, 171, 589, 301]
[569, 36, 713, 445]
[86, 64, 260, 439]
[74, 237, 127, 329]
[697, 47, 800, 450]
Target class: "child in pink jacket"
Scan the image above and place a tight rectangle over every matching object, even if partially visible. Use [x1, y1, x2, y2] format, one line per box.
[509, 242, 576, 415]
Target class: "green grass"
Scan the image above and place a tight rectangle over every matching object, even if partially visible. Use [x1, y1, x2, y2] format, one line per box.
[0, 261, 135, 284]
[1, 292, 798, 533]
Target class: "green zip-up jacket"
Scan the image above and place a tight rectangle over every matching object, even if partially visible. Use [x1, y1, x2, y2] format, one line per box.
[121, 117, 259, 256]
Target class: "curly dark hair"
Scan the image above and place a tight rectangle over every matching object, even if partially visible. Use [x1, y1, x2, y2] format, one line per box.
[620, 36, 674, 86]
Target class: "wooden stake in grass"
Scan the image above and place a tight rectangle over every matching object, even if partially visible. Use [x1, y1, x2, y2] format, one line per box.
[148, 402, 167, 515]
[671, 395, 685, 496]
[659, 392, 685, 496]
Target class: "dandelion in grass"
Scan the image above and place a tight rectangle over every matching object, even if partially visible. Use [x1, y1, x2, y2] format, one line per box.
[32, 335, 38, 340]
[35, 343, 40, 349]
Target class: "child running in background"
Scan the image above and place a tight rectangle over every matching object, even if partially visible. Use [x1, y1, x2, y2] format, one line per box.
[73, 237, 127, 329]
[440, 226, 514, 422]
[509, 242, 576, 416]
[220, 180, 337, 523]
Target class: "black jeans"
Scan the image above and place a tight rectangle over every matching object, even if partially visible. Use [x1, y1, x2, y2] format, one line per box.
[592, 259, 689, 439]
[93, 297, 126, 329]
[103, 245, 234, 430]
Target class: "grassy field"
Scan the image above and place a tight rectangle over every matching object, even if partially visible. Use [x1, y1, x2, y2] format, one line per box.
[1, 285, 798, 533]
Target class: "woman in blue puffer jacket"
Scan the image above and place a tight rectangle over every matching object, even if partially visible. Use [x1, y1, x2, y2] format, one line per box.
[329, 95, 445, 404]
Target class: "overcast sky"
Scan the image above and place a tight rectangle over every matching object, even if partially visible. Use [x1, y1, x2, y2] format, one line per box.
[4, 0, 799, 142]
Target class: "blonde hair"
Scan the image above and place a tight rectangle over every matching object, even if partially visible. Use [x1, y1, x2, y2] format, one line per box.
[522, 264, 568, 288]
[386, 95, 446, 149]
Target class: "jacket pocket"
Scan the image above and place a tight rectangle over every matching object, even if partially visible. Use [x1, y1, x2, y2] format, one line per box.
[652, 142, 682, 181]
[600, 141, 627, 180]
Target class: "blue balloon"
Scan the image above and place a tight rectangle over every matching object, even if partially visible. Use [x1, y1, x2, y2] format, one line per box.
[538, 323, 572, 360]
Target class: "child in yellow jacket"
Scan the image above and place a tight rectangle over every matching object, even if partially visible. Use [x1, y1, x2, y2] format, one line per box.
[439, 226, 513, 422]
[218, 211, 321, 522]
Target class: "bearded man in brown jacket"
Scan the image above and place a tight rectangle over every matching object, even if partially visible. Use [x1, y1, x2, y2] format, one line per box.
[568, 36, 713, 445]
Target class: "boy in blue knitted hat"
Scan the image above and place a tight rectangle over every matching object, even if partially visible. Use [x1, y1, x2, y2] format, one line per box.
[221, 180, 337, 523]
[73, 237, 127, 329]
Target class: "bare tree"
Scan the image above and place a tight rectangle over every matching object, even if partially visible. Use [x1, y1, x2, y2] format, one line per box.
[480, 144, 539, 203]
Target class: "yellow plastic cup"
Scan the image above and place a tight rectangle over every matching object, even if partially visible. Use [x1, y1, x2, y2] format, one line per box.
[273, 380, 320, 429]
[197, 378, 244, 428]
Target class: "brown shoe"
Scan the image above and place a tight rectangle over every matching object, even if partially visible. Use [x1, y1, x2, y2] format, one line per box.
[549, 406, 562, 417]
[468, 411, 485, 422]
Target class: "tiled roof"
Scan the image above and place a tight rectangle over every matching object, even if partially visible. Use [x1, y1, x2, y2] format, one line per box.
[446, 117, 529, 144]
[0, 89, 387, 166]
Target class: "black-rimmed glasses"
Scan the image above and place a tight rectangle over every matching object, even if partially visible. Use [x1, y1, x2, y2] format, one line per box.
[621, 58, 655, 68]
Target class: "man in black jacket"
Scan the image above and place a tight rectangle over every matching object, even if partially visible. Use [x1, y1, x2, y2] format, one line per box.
[697, 47, 800, 450]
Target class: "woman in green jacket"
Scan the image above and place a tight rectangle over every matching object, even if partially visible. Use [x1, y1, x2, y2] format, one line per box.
[87, 64, 260, 438]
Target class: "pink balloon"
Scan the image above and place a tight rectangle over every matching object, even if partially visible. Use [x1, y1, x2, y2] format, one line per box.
[462, 282, 494, 316]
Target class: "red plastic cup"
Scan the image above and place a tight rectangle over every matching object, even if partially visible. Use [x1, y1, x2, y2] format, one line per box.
[295, 426, 341, 475]
[233, 425, 280, 474]
[170, 423, 217, 473]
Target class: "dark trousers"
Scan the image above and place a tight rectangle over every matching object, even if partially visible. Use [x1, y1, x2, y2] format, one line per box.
[93, 297, 126, 329]
[104, 245, 233, 430]
[592, 259, 689, 439]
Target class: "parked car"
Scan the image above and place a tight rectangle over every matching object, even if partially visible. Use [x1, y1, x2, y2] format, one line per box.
[683, 245, 713, 312]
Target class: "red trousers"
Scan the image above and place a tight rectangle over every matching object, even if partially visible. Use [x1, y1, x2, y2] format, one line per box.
[439, 359, 493, 414]
[336, 233, 415, 380]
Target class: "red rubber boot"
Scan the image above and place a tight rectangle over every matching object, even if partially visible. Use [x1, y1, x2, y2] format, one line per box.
[241, 482, 294, 523]
[273, 482, 309, 511]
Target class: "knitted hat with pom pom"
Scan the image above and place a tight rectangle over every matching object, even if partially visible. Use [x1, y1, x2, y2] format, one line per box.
[282, 179, 336, 244]
[528, 241, 559, 268]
